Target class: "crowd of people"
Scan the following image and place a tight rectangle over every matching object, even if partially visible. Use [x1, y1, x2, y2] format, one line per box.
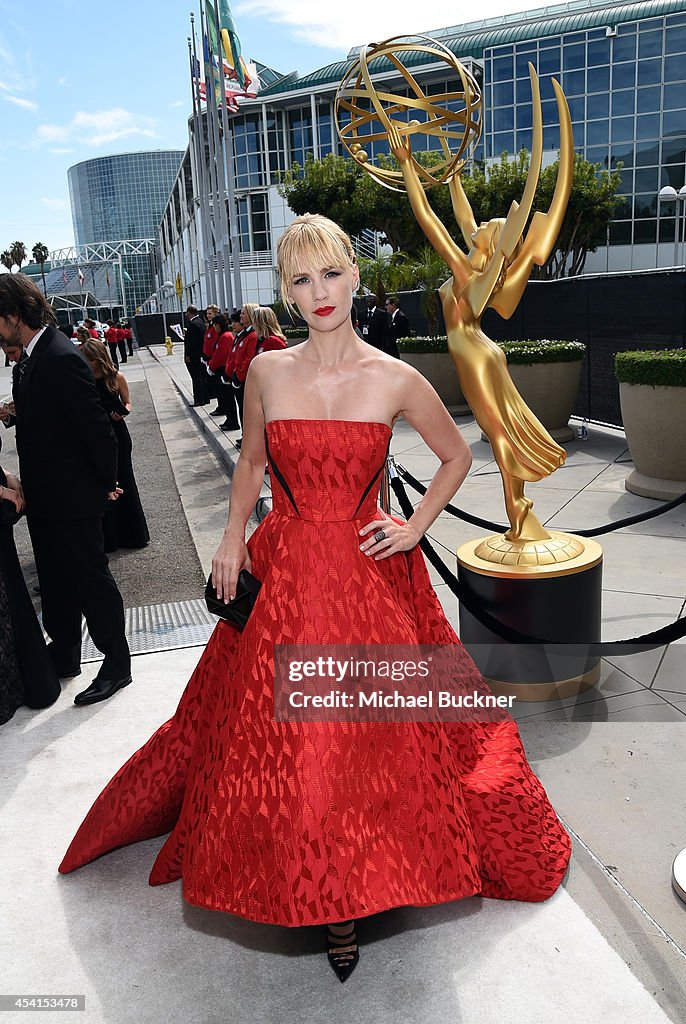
[182, 294, 411, 441]
[183, 301, 287, 441]
[0, 276, 149, 726]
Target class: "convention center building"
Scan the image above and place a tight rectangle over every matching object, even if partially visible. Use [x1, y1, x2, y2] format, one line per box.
[155, 0, 686, 307]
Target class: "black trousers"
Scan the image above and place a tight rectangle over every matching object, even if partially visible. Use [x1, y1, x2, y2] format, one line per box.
[219, 380, 240, 426]
[28, 513, 130, 679]
[187, 360, 208, 404]
[107, 341, 119, 368]
[117, 339, 128, 364]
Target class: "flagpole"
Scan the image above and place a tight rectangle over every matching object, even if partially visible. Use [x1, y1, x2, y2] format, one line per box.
[190, 16, 215, 307]
[201, 0, 232, 311]
[188, 28, 209, 305]
[212, 0, 242, 308]
[200, 1, 226, 310]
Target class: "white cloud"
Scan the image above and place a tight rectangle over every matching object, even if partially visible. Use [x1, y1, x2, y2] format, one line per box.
[40, 197, 70, 211]
[36, 108, 159, 147]
[48, 147, 73, 154]
[3, 93, 37, 110]
[168, 99, 185, 108]
[236, 0, 545, 50]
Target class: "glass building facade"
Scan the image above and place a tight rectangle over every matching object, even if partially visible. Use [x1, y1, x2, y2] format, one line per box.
[68, 151, 183, 309]
[157, 0, 686, 305]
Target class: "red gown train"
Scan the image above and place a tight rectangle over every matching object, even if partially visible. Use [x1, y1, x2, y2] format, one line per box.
[59, 419, 571, 926]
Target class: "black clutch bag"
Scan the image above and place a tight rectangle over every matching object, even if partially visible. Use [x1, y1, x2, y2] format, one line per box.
[205, 568, 262, 630]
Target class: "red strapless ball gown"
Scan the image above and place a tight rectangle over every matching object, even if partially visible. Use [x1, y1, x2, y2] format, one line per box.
[59, 419, 571, 926]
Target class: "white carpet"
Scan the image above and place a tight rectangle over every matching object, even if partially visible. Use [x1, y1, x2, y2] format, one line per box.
[0, 648, 674, 1024]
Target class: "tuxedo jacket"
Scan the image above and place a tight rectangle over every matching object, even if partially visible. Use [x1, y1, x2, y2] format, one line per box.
[361, 306, 390, 352]
[184, 315, 206, 363]
[389, 309, 410, 343]
[13, 326, 118, 521]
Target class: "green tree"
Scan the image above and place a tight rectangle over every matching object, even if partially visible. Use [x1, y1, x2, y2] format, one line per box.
[0, 250, 13, 273]
[395, 245, 450, 335]
[280, 148, 622, 277]
[32, 242, 50, 294]
[9, 241, 27, 272]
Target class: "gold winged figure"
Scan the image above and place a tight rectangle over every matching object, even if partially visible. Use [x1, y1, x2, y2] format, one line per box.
[389, 64, 574, 547]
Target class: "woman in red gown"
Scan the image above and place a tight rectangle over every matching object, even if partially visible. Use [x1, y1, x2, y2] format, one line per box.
[59, 214, 571, 983]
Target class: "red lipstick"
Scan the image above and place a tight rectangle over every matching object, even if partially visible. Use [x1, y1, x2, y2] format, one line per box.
[314, 306, 335, 316]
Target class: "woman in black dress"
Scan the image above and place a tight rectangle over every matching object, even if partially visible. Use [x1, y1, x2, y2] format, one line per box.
[0, 431, 60, 725]
[79, 340, 150, 554]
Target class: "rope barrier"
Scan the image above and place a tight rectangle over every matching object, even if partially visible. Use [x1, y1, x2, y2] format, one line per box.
[394, 462, 686, 537]
[388, 470, 686, 656]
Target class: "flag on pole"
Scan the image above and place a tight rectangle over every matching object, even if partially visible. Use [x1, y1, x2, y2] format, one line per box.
[62, 269, 68, 287]
[78, 268, 85, 287]
[105, 267, 110, 288]
[218, 0, 245, 89]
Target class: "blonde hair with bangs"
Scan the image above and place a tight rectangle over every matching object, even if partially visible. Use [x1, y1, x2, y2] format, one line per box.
[253, 305, 286, 342]
[277, 214, 357, 319]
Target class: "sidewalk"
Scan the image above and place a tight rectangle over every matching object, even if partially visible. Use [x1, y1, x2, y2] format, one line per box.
[1, 346, 685, 1023]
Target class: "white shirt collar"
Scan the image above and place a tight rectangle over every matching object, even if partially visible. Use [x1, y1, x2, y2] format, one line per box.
[25, 325, 48, 359]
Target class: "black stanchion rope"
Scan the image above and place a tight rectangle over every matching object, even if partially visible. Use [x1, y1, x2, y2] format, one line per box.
[389, 473, 686, 657]
[395, 464, 686, 538]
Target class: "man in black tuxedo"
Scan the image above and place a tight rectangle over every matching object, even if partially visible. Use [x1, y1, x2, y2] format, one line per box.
[385, 295, 409, 359]
[184, 305, 209, 406]
[360, 295, 390, 354]
[0, 273, 131, 706]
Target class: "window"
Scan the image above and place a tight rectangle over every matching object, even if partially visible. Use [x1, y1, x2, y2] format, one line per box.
[494, 81, 514, 106]
[634, 167, 659, 192]
[587, 120, 609, 146]
[636, 113, 661, 140]
[493, 56, 513, 82]
[633, 220, 657, 243]
[587, 92, 609, 119]
[666, 25, 686, 53]
[639, 31, 663, 59]
[665, 54, 686, 82]
[587, 39, 610, 66]
[663, 109, 686, 137]
[538, 47, 560, 75]
[638, 59, 662, 87]
[637, 87, 661, 114]
[613, 34, 637, 63]
[609, 221, 631, 245]
[562, 69, 585, 96]
[563, 43, 584, 70]
[612, 63, 636, 90]
[612, 90, 635, 117]
[587, 66, 610, 92]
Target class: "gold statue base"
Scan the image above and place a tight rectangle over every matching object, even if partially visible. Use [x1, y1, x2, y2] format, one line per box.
[474, 531, 586, 567]
[457, 534, 603, 701]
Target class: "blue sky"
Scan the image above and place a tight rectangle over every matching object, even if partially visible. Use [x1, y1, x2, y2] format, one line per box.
[0, 0, 538, 253]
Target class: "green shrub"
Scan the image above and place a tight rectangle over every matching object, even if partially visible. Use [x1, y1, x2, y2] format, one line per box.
[397, 337, 586, 361]
[397, 335, 448, 353]
[283, 327, 309, 339]
[497, 339, 586, 364]
[615, 349, 686, 387]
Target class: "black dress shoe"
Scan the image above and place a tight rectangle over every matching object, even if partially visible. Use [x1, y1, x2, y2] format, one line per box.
[74, 675, 132, 706]
[210, 408, 224, 417]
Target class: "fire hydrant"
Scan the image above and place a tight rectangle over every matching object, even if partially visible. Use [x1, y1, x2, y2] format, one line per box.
[164, 336, 174, 356]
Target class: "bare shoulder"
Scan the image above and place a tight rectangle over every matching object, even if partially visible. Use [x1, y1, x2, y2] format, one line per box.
[248, 347, 293, 375]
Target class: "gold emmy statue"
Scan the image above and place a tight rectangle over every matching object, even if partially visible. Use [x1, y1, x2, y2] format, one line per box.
[336, 36, 603, 698]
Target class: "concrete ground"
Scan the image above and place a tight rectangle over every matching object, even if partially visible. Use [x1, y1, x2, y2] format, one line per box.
[1, 346, 685, 1023]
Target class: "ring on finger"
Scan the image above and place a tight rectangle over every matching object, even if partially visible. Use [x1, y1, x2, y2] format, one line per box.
[373, 529, 386, 543]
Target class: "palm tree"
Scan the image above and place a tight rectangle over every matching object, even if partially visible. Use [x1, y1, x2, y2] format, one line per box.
[395, 245, 450, 336]
[32, 242, 50, 294]
[0, 250, 13, 273]
[9, 241, 27, 272]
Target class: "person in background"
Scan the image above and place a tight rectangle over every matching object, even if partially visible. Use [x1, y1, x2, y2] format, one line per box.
[218, 311, 243, 433]
[105, 320, 119, 367]
[202, 304, 221, 415]
[79, 339, 149, 554]
[253, 306, 287, 355]
[231, 303, 259, 450]
[115, 321, 128, 365]
[0, 273, 131, 707]
[75, 326, 91, 345]
[123, 321, 134, 358]
[84, 319, 100, 340]
[384, 295, 408, 359]
[184, 305, 209, 407]
[359, 294, 390, 354]
[350, 304, 364, 340]
[207, 313, 235, 428]
[0, 437, 61, 725]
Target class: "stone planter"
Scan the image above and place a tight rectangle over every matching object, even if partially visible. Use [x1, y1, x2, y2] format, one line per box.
[619, 382, 686, 499]
[480, 360, 583, 443]
[399, 351, 470, 415]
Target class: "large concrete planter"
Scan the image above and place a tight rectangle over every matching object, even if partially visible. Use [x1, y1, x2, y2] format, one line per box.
[480, 359, 583, 443]
[399, 351, 470, 415]
[619, 382, 686, 499]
